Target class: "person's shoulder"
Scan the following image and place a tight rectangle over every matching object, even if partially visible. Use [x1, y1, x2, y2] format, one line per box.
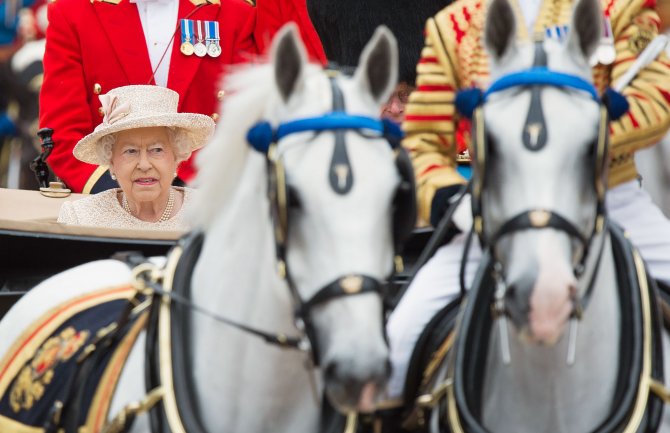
[178, 186, 195, 201]
[47, 0, 97, 23]
[219, 0, 255, 15]
[433, 0, 484, 33]
[607, 0, 659, 28]
[436, 0, 483, 20]
[58, 189, 118, 224]
[70, 189, 118, 211]
[48, 0, 94, 12]
[218, 0, 255, 28]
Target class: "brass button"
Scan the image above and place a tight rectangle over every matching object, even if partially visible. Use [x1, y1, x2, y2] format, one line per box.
[211, 113, 219, 121]
[93, 83, 102, 94]
[217, 90, 225, 101]
[98, 107, 104, 116]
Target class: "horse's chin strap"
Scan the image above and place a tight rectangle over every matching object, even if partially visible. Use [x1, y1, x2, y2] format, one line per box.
[484, 209, 607, 315]
[292, 274, 388, 366]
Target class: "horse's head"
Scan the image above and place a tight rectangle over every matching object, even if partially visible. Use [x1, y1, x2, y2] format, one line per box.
[474, 0, 608, 345]
[253, 25, 410, 412]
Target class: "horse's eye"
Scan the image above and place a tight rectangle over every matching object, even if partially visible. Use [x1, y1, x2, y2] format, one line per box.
[585, 142, 597, 159]
[485, 133, 497, 158]
[288, 187, 302, 209]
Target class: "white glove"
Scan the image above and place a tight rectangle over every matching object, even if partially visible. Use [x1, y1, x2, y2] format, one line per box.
[451, 192, 473, 233]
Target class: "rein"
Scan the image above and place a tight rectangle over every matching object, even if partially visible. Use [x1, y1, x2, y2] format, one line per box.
[134, 263, 306, 350]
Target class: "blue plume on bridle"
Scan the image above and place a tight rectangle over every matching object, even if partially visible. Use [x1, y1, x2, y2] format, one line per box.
[455, 67, 629, 120]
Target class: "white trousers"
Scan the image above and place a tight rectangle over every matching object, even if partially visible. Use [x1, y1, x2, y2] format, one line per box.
[386, 180, 670, 398]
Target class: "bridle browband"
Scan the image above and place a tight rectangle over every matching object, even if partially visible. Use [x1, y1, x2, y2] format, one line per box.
[456, 41, 629, 325]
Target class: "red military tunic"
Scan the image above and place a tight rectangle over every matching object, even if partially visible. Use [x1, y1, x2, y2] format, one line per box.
[40, 0, 256, 193]
[254, 0, 326, 64]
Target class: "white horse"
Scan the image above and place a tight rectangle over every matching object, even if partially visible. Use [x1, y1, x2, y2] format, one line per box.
[637, 136, 670, 218]
[0, 25, 407, 433]
[411, 0, 670, 431]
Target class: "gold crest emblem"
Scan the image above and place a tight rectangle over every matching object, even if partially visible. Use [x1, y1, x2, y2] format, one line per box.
[629, 29, 653, 54]
[10, 327, 90, 412]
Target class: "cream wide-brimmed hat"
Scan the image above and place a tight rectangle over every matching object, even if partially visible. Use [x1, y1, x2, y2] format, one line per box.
[73, 85, 216, 165]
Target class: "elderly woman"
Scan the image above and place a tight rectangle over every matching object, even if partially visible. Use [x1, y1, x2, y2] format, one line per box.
[57, 85, 215, 230]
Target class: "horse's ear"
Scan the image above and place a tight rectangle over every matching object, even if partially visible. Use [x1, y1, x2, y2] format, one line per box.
[566, 0, 602, 61]
[484, 0, 517, 61]
[354, 26, 398, 105]
[271, 23, 307, 103]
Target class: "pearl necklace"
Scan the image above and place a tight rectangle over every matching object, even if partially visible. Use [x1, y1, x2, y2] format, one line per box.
[122, 187, 175, 223]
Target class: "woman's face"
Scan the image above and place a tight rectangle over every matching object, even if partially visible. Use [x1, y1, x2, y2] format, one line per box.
[110, 126, 177, 204]
[381, 82, 414, 125]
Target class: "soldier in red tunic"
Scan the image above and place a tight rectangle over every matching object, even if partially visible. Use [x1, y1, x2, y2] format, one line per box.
[40, 0, 255, 193]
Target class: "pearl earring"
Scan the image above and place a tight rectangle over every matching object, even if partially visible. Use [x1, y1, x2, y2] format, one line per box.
[110, 172, 117, 181]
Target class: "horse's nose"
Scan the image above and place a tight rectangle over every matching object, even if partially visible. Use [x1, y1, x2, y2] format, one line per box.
[504, 277, 533, 329]
[323, 357, 390, 413]
[324, 358, 391, 388]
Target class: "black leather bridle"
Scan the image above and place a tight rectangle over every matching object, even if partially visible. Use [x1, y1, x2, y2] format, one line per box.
[242, 74, 416, 365]
[457, 41, 624, 321]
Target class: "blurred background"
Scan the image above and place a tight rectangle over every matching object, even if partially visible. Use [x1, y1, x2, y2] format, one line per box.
[0, 0, 47, 190]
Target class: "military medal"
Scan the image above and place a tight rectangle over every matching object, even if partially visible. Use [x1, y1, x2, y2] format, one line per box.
[207, 21, 222, 58]
[180, 19, 195, 56]
[194, 20, 208, 58]
[545, 25, 569, 42]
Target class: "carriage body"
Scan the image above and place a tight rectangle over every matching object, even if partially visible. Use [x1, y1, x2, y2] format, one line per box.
[0, 188, 179, 318]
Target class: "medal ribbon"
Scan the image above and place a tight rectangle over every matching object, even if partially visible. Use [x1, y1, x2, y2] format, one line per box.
[213, 21, 220, 45]
[181, 19, 195, 45]
[205, 20, 213, 46]
[180, 19, 190, 44]
[197, 20, 204, 43]
[544, 25, 569, 42]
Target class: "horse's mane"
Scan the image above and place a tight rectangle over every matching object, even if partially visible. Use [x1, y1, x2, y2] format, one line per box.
[190, 61, 321, 228]
[190, 64, 274, 227]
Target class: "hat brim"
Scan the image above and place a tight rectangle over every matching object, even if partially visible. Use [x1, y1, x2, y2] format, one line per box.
[73, 113, 216, 166]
